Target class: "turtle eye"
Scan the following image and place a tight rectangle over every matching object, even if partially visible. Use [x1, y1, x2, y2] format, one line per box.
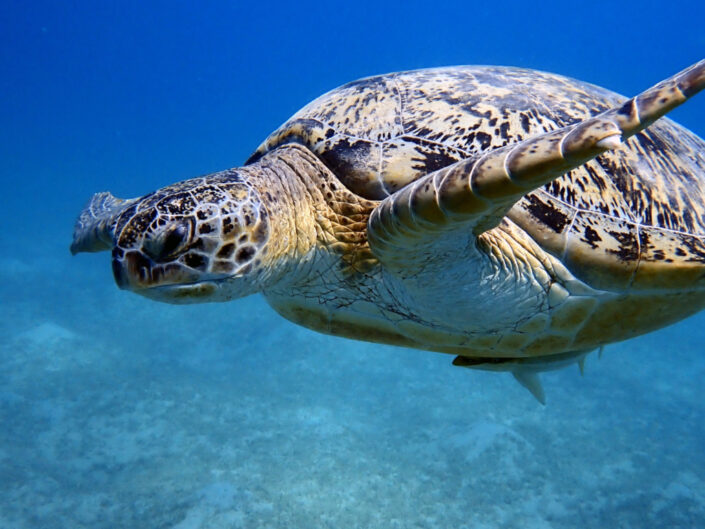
[144, 221, 192, 262]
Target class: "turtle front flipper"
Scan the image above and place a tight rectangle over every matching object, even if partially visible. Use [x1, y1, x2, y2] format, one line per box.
[368, 59, 705, 266]
[70, 192, 138, 254]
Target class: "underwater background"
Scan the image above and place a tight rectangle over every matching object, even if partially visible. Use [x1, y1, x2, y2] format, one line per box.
[2, 1, 705, 527]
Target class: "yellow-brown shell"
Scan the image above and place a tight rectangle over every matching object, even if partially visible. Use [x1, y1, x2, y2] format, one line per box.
[248, 67, 705, 291]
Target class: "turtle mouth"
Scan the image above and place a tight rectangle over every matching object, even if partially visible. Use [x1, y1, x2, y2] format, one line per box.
[142, 281, 223, 303]
[112, 250, 229, 296]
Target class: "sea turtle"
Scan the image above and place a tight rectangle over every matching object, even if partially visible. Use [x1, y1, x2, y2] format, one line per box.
[72, 59, 705, 403]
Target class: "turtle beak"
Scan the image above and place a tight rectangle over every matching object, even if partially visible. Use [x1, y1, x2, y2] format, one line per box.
[112, 249, 149, 290]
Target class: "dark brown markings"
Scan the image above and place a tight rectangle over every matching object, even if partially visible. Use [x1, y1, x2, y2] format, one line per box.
[633, 131, 673, 169]
[131, 209, 157, 232]
[606, 230, 639, 262]
[217, 243, 235, 259]
[222, 217, 239, 236]
[519, 112, 531, 133]
[235, 246, 256, 264]
[117, 208, 157, 247]
[681, 235, 705, 262]
[407, 124, 447, 142]
[192, 185, 226, 203]
[184, 253, 207, 271]
[594, 156, 632, 201]
[318, 137, 375, 190]
[474, 131, 492, 150]
[157, 192, 196, 215]
[548, 180, 577, 204]
[582, 225, 602, 249]
[524, 194, 570, 233]
[638, 230, 652, 254]
[401, 137, 464, 175]
[682, 207, 695, 232]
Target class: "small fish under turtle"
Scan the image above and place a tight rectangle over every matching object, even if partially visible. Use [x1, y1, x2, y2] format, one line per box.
[71, 59, 705, 403]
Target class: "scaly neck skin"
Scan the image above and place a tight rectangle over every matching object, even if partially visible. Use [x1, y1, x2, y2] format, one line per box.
[251, 144, 552, 329]
[250, 145, 580, 355]
[246, 144, 378, 292]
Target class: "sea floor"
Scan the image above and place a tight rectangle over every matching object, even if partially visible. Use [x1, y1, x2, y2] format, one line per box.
[2, 244, 705, 529]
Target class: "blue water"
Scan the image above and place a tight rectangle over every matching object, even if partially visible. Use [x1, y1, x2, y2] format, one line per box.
[2, 1, 705, 527]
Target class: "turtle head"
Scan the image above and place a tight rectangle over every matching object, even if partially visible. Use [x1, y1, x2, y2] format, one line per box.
[72, 169, 277, 303]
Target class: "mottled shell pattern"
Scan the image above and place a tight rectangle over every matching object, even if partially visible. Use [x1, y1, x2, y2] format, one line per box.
[248, 67, 705, 291]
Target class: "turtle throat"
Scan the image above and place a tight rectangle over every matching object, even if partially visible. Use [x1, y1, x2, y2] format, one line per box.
[243, 144, 379, 290]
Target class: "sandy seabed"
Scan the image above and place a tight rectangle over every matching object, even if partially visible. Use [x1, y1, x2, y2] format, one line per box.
[1, 250, 704, 529]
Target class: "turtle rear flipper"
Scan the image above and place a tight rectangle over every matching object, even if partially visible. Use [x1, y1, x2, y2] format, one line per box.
[70, 192, 136, 255]
[453, 350, 594, 404]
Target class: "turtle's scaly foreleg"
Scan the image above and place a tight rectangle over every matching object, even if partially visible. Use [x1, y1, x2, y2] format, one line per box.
[368, 59, 705, 262]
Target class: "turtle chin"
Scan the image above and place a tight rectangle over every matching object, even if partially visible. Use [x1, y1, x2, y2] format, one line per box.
[141, 281, 226, 304]
[139, 274, 265, 304]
